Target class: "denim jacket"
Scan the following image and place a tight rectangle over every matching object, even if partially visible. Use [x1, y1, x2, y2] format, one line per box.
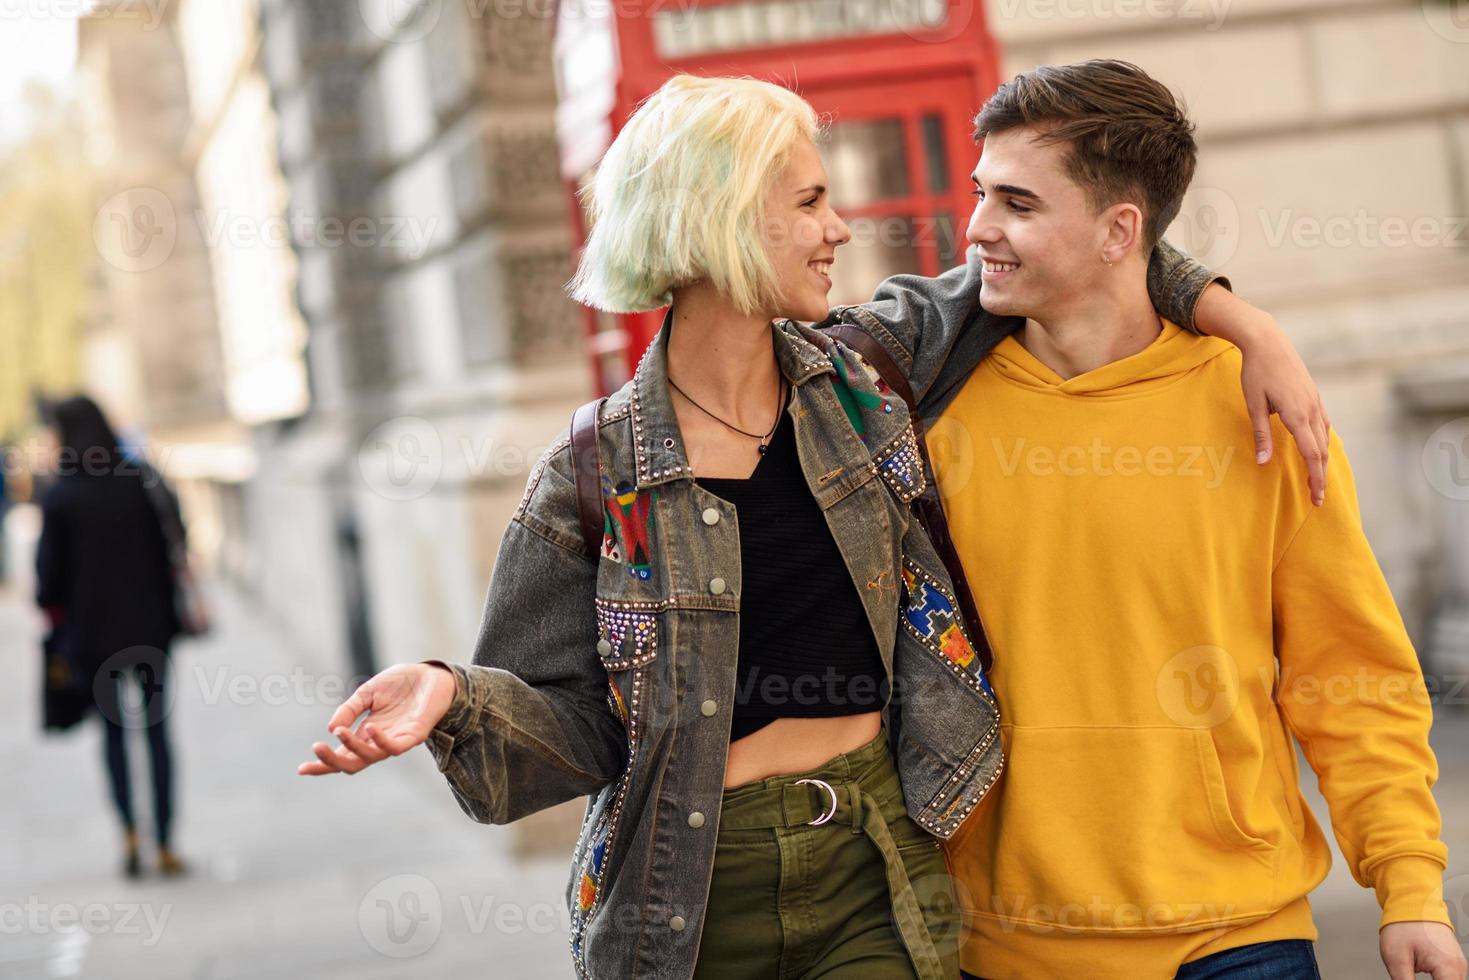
[425, 241, 1220, 979]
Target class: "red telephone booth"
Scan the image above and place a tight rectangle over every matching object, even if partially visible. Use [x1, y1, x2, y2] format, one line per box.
[554, 0, 1002, 395]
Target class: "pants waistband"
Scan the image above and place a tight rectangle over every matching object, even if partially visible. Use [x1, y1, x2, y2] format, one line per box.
[718, 728, 904, 830]
[713, 728, 947, 980]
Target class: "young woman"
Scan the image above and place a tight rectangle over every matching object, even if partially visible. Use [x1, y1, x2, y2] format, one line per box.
[36, 396, 190, 879]
[299, 75, 1327, 979]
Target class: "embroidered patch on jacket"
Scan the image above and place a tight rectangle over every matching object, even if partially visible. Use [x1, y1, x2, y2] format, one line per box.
[595, 600, 660, 668]
[901, 562, 995, 698]
[571, 669, 641, 970]
[601, 477, 656, 580]
[607, 682, 629, 728]
[829, 351, 893, 442]
[576, 817, 611, 912]
[877, 425, 926, 503]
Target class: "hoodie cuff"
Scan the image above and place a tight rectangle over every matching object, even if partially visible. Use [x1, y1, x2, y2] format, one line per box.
[1374, 856, 1452, 930]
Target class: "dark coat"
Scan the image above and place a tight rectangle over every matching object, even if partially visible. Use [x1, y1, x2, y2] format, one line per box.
[35, 466, 181, 675]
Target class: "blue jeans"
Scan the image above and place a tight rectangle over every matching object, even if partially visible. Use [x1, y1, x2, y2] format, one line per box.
[960, 939, 1322, 980]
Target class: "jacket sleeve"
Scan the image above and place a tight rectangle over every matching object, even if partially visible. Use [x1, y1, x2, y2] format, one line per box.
[846, 239, 1228, 411]
[1272, 431, 1451, 929]
[422, 438, 627, 825]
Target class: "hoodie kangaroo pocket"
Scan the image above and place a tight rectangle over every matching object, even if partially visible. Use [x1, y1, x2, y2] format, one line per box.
[959, 725, 1278, 934]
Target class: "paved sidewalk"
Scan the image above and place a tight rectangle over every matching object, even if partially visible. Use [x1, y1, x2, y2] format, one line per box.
[0, 581, 575, 980]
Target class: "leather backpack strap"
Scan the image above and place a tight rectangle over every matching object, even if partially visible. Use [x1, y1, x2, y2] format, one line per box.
[818, 320, 995, 675]
[571, 397, 607, 560]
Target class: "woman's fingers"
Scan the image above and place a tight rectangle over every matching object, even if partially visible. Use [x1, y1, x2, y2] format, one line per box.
[334, 723, 388, 767]
[297, 750, 341, 776]
[362, 723, 414, 757]
[325, 681, 372, 734]
[303, 740, 364, 775]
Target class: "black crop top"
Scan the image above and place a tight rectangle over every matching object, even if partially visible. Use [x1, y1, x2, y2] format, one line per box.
[694, 396, 889, 742]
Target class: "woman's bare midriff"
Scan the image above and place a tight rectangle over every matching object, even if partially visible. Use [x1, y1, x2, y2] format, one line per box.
[723, 711, 883, 788]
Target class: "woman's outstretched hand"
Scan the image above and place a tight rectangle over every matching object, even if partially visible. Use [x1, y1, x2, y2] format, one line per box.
[297, 662, 458, 776]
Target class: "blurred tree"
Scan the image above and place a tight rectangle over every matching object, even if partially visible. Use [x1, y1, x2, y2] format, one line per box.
[0, 82, 93, 444]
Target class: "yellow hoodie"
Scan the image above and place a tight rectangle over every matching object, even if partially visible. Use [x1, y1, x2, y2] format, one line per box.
[928, 320, 1450, 980]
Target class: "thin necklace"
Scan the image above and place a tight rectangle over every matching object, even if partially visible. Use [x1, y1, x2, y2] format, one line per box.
[668, 374, 787, 456]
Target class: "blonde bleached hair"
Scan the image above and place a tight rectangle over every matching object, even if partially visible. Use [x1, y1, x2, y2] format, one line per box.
[567, 74, 820, 316]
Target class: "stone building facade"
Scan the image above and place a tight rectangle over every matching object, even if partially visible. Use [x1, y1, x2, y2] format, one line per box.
[248, 0, 590, 692]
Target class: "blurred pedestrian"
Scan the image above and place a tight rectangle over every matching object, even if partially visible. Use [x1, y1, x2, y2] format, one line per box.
[34, 396, 189, 880]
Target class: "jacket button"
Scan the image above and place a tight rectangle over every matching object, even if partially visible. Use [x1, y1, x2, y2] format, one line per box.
[596, 639, 612, 656]
[701, 507, 720, 526]
[709, 577, 726, 595]
[669, 915, 686, 931]
[687, 811, 705, 828]
[700, 699, 717, 717]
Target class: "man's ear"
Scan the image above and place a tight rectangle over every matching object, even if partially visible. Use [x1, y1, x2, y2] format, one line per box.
[1100, 203, 1144, 264]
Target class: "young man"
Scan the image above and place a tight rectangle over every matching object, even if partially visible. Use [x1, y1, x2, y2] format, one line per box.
[928, 61, 1465, 980]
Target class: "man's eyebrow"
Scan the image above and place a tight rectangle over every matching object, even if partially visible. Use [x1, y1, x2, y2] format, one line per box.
[970, 173, 1043, 202]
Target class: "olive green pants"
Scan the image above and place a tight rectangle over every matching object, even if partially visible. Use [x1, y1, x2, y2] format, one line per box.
[691, 729, 962, 980]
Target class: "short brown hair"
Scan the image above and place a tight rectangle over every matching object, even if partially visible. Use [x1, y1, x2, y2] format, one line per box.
[972, 60, 1196, 249]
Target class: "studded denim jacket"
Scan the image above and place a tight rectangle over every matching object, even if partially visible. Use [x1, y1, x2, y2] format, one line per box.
[424, 242, 1221, 979]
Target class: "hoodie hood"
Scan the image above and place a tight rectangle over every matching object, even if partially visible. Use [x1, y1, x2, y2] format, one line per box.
[987, 319, 1234, 398]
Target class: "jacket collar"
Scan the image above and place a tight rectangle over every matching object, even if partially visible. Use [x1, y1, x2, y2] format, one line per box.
[630, 307, 836, 489]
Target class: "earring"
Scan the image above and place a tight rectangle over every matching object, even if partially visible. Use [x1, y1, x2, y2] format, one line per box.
[1102, 254, 1114, 267]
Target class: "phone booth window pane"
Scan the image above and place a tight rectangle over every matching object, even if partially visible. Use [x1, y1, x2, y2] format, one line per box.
[825, 120, 911, 209]
[920, 114, 950, 194]
[828, 215, 922, 306]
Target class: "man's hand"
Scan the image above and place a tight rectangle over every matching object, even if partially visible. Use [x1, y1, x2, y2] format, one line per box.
[1192, 284, 1332, 506]
[297, 662, 458, 776]
[1381, 921, 1467, 980]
